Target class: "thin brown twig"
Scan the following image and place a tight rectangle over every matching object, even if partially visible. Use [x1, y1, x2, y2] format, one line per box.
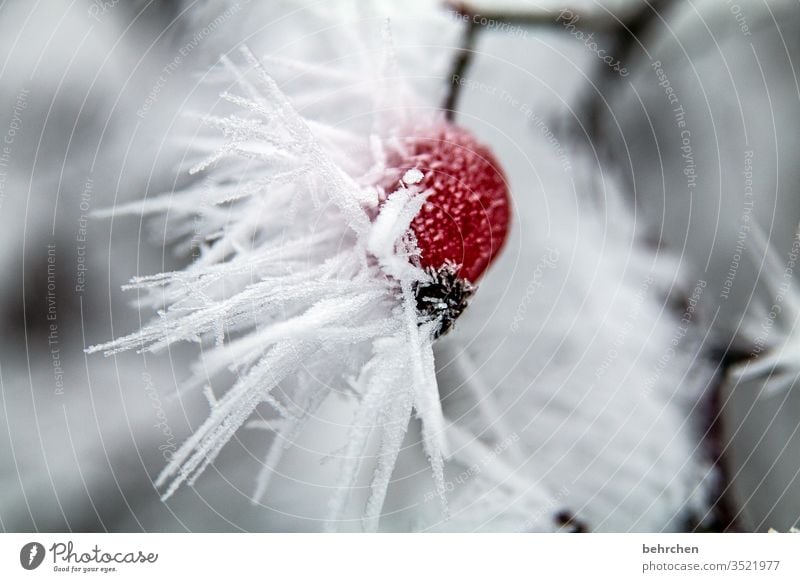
[442, 16, 479, 121]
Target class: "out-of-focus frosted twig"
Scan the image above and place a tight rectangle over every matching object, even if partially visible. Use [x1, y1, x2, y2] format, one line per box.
[443, 17, 479, 120]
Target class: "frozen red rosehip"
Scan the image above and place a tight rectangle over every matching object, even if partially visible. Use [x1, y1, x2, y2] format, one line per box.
[381, 121, 511, 336]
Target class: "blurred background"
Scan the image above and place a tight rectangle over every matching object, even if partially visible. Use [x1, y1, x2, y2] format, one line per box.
[0, 0, 798, 532]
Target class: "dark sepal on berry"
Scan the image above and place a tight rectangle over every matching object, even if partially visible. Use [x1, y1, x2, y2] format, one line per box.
[413, 263, 475, 338]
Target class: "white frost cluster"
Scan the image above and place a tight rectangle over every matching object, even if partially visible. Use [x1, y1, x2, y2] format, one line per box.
[88, 42, 453, 531]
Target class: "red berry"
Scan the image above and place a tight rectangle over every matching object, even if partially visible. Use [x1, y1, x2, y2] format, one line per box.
[379, 121, 511, 335]
[383, 121, 511, 283]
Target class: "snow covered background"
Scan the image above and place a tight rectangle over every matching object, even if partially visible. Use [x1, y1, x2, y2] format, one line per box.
[0, 0, 798, 532]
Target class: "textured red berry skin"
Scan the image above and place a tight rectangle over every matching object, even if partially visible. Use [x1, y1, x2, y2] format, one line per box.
[384, 121, 511, 283]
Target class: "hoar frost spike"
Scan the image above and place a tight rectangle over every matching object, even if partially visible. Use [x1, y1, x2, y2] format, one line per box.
[381, 122, 511, 336]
